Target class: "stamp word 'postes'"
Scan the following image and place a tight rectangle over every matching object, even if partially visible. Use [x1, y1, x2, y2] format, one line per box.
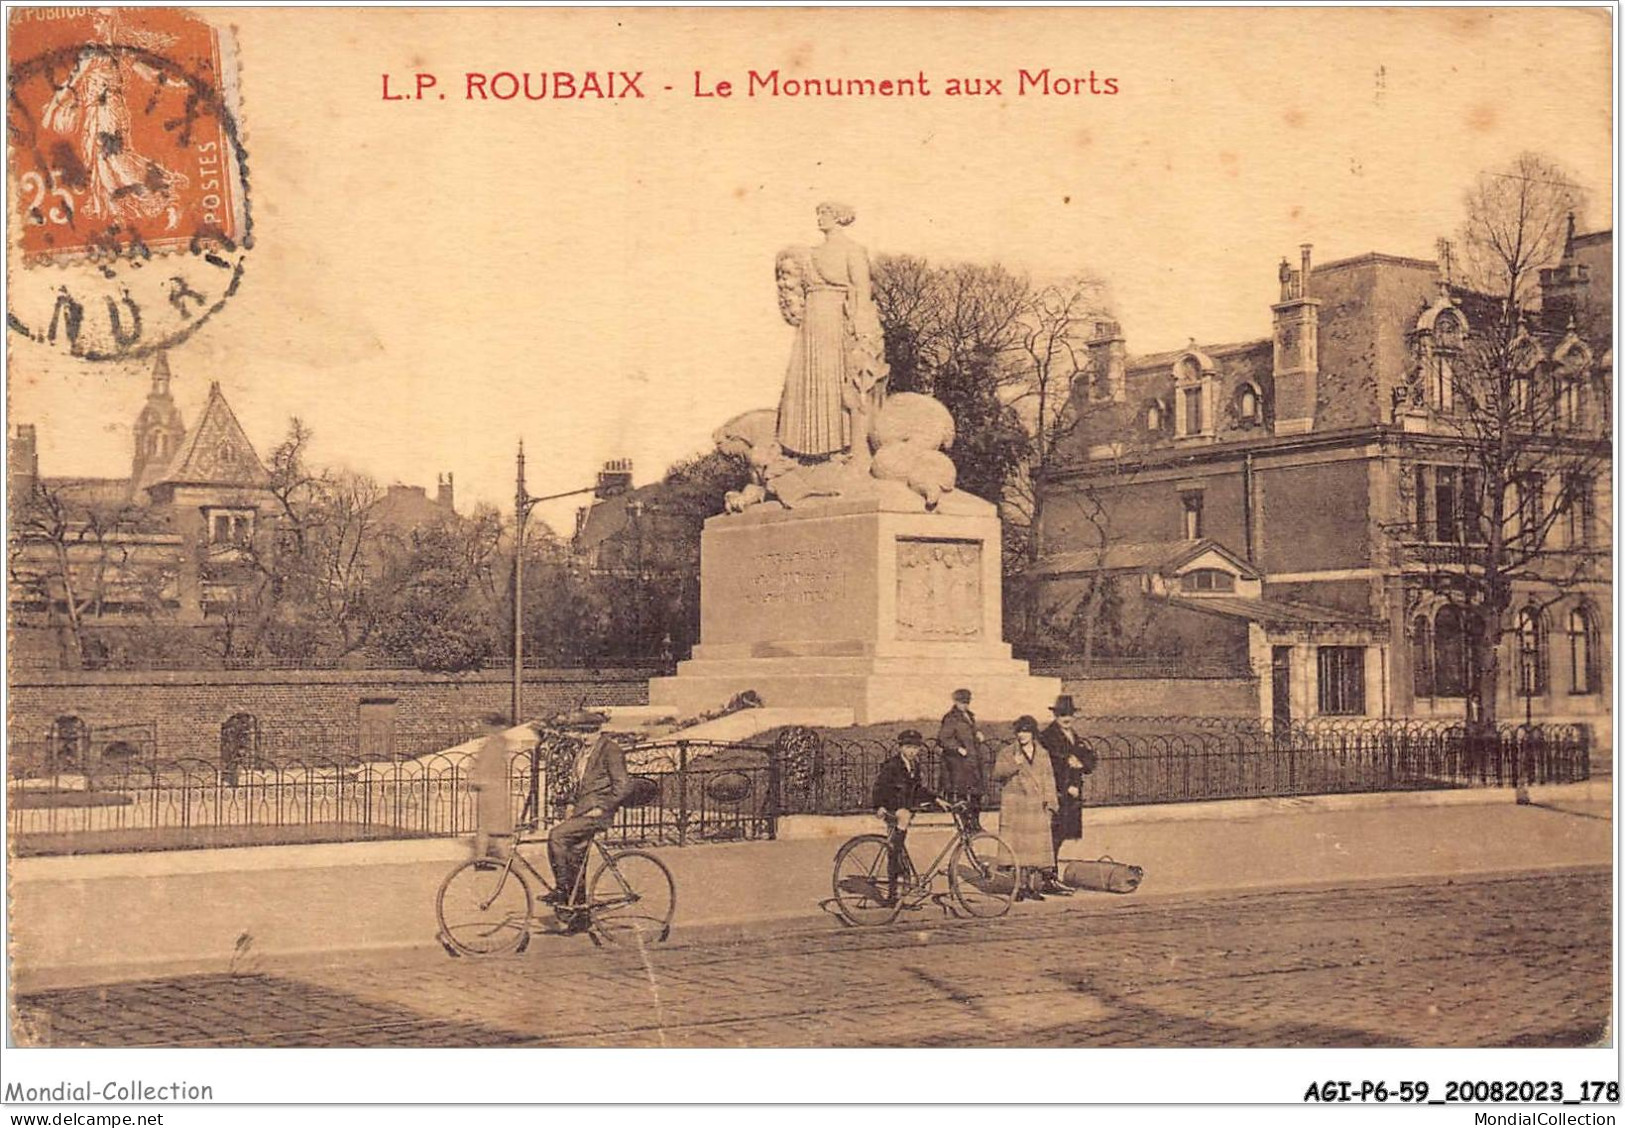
[7, 7, 251, 362]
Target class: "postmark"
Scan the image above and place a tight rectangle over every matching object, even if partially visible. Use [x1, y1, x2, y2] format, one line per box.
[6, 6, 251, 361]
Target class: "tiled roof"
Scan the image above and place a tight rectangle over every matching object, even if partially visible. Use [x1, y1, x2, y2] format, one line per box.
[1127, 338, 1271, 373]
[154, 382, 269, 488]
[1164, 594, 1381, 629]
[1035, 538, 1257, 578]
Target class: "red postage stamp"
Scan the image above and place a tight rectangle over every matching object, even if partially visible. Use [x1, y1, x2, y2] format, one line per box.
[8, 6, 248, 261]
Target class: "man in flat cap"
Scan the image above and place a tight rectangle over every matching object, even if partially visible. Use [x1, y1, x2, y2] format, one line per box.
[871, 728, 943, 906]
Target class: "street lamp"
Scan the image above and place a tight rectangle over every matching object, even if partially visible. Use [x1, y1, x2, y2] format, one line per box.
[627, 498, 645, 661]
[512, 441, 599, 727]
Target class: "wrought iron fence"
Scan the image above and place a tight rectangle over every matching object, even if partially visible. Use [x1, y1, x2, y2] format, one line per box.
[8, 733, 781, 853]
[1031, 658, 1255, 679]
[781, 720, 1591, 814]
[7, 719, 1589, 854]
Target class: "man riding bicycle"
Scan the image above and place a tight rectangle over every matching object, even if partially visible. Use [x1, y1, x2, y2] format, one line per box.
[871, 729, 946, 906]
[543, 710, 636, 931]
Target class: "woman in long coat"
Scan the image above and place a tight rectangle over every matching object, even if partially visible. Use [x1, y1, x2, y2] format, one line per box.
[993, 715, 1059, 901]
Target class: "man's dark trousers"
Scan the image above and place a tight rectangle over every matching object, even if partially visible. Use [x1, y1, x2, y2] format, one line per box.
[548, 811, 615, 901]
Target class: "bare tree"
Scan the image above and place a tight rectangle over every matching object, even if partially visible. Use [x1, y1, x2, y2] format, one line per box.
[871, 256, 1117, 652]
[1398, 154, 1606, 730]
[9, 482, 151, 667]
[1456, 151, 1586, 312]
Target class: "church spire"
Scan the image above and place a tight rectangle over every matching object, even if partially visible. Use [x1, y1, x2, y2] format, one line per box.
[131, 351, 186, 499]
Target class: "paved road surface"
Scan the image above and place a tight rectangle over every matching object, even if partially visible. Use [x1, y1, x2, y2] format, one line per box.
[14, 867, 1609, 1048]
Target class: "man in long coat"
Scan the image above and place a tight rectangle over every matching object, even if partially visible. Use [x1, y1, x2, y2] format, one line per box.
[936, 688, 988, 828]
[1039, 695, 1097, 894]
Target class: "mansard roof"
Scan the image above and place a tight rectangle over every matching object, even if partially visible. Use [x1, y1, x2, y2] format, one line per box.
[151, 382, 270, 489]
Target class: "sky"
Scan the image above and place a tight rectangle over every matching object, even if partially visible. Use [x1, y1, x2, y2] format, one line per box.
[6, 6, 1614, 535]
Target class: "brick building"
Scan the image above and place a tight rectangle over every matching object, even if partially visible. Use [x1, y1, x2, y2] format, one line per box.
[1037, 231, 1612, 730]
[10, 353, 456, 645]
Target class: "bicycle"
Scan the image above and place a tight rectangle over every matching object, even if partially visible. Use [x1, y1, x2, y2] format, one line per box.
[830, 799, 1019, 926]
[436, 781, 675, 955]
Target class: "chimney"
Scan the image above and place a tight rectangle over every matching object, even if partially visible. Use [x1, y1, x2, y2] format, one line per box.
[436, 472, 455, 511]
[1271, 245, 1321, 435]
[1539, 213, 1591, 326]
[1085, 319, 1126, 402]
[594, 458, 633, 500]
[10, 424, 39, 494]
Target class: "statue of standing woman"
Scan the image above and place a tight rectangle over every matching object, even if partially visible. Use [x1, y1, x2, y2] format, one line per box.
[775, 202, 889, 472]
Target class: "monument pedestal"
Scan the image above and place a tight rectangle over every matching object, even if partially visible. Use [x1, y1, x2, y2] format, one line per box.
[649, 489, 1060, 724]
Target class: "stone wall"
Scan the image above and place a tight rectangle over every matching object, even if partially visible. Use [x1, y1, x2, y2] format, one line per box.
[9, 667, 654, 762]
[1057, 675, 1261, 718]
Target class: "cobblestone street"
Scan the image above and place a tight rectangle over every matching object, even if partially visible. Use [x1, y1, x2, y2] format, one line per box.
[15, 867, 1610, 1048]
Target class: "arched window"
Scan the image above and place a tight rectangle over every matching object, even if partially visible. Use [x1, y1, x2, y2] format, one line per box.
[1431, 352, 1455, 412]
[1145, 400, 1164, 432]
[1516, 608, 1547, 697]
[1433, 311, 1463, 349]
[1568, 606, 1599, 696]
[1428, 312, 1463, 413]
[1234, 382, 1263, 427]
[1556, 374, 1584, 429]
[1411, 614, 1434, 697]
[1432, 606, 1477, 699]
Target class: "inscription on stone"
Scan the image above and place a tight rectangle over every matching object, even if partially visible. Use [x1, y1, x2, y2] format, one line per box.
[896, 538, 982, 639]
[746, 546, 846, 606]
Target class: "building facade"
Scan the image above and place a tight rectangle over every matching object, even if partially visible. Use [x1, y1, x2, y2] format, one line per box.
[10, 354, 457, 650]
[1038, 232, 1612, 730]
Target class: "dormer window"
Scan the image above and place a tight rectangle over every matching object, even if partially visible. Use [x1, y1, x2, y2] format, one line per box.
[1180, 568, 1234, 593]
[1415, 304, 1467, 414]
[1173, 351, 1216, 439]
[1233, 382, 1265, 427]
[1430, 350, 1455, 412]
[206, 508, 255, 547]
[1182, 386, 1204, 434]
[1144, 399, 1167, 433]
[1556, 373, 1584, 429]
[1433, 310, 1463, 350]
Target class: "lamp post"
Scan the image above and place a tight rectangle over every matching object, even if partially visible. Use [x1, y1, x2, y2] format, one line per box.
[512, 442, 599, 726]
[627, 498, 645, 661]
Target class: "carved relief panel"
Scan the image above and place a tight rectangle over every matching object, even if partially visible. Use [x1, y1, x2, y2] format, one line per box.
[896, 538, 983, 640]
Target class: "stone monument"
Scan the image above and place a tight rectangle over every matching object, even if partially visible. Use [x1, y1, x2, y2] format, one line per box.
[648, 204, 1059, 723]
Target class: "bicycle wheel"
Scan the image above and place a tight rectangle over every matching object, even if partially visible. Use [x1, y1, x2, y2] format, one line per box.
[948, 831, 1019, 919]
[436, 858, 533, 956]
[588, 850, 675, 944]
[831, 834, 905, 926]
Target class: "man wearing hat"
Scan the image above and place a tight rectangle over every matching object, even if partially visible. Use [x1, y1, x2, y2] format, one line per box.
[871, 729, 943, 906]
[544, 710, 635, 928]
[936, 688, 987, 830]
[1040, 695, 1097, 895]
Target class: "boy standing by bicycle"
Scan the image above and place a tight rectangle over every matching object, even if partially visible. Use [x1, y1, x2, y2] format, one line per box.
[871, 730, 942, 906]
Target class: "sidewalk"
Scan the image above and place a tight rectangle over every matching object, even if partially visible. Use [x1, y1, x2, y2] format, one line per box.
[10, 782, 1611, 992]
